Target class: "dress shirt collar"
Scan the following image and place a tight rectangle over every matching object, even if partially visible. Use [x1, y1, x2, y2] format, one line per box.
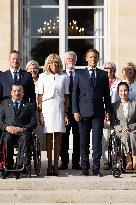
[66, 67, 75, 76]
[12, 99, 21, 104]
[10, 67, 20, 74]
[87, 66, 97, 71]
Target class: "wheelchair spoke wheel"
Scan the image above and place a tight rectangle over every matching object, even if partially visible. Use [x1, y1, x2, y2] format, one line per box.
[112, 168, 121, 178]
[33, 135, 41, 176]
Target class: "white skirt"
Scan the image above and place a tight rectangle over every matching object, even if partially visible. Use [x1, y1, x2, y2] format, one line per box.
[42, 98, 66, 133]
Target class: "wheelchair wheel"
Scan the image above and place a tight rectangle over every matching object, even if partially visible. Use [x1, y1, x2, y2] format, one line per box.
[112, 168, 121, 178]
[32, 134, 41, 176]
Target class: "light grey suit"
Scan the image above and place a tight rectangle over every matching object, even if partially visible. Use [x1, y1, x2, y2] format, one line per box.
[111, 100, 136, 155]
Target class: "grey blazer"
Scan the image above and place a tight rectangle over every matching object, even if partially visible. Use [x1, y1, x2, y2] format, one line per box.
[111, 100, 136, 133]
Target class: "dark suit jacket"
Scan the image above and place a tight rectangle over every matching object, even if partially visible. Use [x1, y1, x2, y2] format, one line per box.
[0, 99, 37, 133]
[72, 67, 111, 118]
[0, 69, 36, 106]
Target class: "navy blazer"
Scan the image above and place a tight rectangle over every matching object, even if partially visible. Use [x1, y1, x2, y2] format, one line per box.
[0, 99, 37, 132]
[0, 69, 36, 106]
[72, 67, 111, 118]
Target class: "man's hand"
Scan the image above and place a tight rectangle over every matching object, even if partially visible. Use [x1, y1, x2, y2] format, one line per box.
[6, 126, 15, 134]
[5, 126, 25, 134]
[74, 113, 81, 122]
[64, 115, 69, 125]
[13, 127, 24, 134]
[122, 127, 130, 133]
[105, 113, 110, 122]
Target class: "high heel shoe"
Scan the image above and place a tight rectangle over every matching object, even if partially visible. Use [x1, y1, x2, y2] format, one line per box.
[52, 165, 59, 176]
[47, 168, 52, 176]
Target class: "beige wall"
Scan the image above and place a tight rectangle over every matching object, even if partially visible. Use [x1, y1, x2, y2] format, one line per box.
[108, 0, 136, 77]
[0, 0, 19, 71]
[0, 0, 136, 74]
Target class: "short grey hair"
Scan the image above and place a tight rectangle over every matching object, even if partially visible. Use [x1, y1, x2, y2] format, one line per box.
[103, 62, 116, 71]
[25, 60, 40, 70]
[64, 51, 77, 63]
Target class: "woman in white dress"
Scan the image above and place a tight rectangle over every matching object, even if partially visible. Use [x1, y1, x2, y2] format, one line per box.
[25, 60, 46, 151]
[122, 62, 136, 100]
[38, 54, 69, 176]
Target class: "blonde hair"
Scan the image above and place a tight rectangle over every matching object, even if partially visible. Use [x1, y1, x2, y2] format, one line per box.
[25, 60, 39, 70]
[43, 54, 63, 74]
[122, 62, 136, 80]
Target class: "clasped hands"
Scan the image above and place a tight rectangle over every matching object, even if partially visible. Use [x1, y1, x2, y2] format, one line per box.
[6, 126, 25, 134]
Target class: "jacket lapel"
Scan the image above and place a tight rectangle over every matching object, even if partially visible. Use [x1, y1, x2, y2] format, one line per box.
[94, 68, 100, 88]
[8, 99, 15, 115]
[84, 68, 92, 86]
[18, 69, 24, 84]
[15, 101, 26, 115]
[7, 70, 14, 85]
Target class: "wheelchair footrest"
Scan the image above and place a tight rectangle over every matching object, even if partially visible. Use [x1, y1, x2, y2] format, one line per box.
[5, 165, 25, 172]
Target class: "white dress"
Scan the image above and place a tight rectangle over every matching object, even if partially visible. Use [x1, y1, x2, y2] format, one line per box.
[38, 72, 69, 133]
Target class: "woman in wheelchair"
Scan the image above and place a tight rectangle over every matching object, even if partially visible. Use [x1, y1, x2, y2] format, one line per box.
[111, 81, 136, 170]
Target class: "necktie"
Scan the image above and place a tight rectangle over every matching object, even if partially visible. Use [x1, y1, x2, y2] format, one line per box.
[91, 69, 95, 86]
[14, 71, 18, 84]
[13, 101, 19, 112]
[69, 71, 73, 93]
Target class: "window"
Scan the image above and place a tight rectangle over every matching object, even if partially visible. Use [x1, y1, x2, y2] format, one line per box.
[21, 0, 106, 67]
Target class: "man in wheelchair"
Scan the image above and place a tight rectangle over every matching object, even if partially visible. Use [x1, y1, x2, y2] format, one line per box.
[0, 84, 37, 179]
[111, 82, 136, 172]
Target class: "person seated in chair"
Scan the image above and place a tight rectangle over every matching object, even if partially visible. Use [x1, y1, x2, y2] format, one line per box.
[0, 84, 37, 179]
[111, 82, 136, 170]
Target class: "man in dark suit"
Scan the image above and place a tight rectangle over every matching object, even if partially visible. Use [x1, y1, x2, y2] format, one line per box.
[72, 49, 111, 176]
[59, 51, 80, 170]
[0, 84, 37, 179]
[0, 50, 36, 107]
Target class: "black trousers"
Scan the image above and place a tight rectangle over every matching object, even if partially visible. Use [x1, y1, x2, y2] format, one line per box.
[78, 117, 104, 172]
[60, 115, 80, 166]
[4, 132, 30, 168]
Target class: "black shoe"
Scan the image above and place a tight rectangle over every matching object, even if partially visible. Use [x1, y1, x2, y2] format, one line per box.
[93, 171, 102, 177]
[14, 172, 21, 180]
[47, 168, 53, 176]
[58, 163, 68, 170]
[1, 171, 11, 179]
[72, 164, 81, 170]
[81, 169, 89, 176]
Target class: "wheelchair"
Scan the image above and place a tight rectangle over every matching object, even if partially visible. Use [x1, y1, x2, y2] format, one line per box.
[108, 132, 136, 178]
[0, 132, 41, 179]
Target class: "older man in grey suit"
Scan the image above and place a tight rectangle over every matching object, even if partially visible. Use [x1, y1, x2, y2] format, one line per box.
[0, 84, 37, 179]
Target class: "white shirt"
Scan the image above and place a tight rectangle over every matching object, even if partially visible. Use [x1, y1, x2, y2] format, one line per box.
[87, 66, 97, 78]
[122, 102, 129, 119]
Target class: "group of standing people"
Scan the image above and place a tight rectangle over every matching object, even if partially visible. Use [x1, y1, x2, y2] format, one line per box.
[0, 48, 136, 178]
